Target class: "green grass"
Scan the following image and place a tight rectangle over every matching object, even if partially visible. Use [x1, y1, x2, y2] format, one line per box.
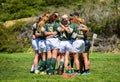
[0, 52, 120, 82]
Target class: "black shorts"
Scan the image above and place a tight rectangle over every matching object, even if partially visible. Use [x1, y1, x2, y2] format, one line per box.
[84, 40, 91, 52]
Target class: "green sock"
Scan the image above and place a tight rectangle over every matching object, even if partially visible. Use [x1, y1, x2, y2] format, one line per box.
[51, 58, 56, 70]
[70, 58, 74, 68]
[42, 61, 46, 70]
[46, 58, 51, 71]
[38, 60, 44, 70]
[60, 61, 64, 69]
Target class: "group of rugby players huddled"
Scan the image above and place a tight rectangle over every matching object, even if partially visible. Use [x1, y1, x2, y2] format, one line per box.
[30, 11, 91, 75]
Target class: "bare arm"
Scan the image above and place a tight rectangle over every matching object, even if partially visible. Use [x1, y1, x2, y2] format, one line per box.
[44, 32, 57, 36]
[60, 23, 71, 33]
[76, 34, 84, 38]
[32, 34, 36, 39]
[77, 24, 89, 32]
[35, 32, 43, 37]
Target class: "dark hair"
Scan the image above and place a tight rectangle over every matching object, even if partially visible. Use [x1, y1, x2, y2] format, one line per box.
[61, 20, 68, 25]
[48, 14, 56, 23]
[38, 16, 42, 22]
[54, 12, 59, 18]
[54, 15, 58, 18]
[70, 11, 79, 17]
[53, 11, 59, 14]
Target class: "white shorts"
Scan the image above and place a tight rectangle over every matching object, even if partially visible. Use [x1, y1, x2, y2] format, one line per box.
[31, 39, 39, 50]
[72, 39, 85, 53]
[59, 40, 72, 53]
[46, 38, 59, 51]
[38, 40, 47, 53]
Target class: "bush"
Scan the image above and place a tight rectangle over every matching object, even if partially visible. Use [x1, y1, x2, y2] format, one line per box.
[0, 13, 11, 22]
[0, 21, 31, 53]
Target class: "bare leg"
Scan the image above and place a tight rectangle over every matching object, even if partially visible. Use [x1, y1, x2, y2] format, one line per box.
[82, 52, 90, 70]
[57, 54, 60, 67]
[51, 49, 58, 71]
[74, 53, 80, 70]
[57, 53, 64, 75]
[64, 52, 69, 68]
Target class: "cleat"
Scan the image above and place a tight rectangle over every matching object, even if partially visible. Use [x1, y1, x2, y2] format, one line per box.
[57, 65, 64, 75]
[74, 70, 81, 75]
[57, 68, 64, 75]
[81, 71, 90, 75]
[40, 71, 46, 75]
[35, 70, 40, 74]
[30, 71, 34, 73]
[47, 69, 54, 75]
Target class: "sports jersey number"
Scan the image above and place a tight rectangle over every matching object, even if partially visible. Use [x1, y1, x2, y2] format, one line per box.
[77, 30, 83, 35]
[48, 26, 53, 32]
[63, 32, 67, 38]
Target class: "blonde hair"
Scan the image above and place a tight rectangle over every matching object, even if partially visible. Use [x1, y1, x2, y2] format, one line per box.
[72, 16, 86, 25]
[79, 18, 86, 25]
[37, 12, 50, 32]
[37, 21, 45, 32]
[72, 16, 80, 24]
[43, 12, 50, 17]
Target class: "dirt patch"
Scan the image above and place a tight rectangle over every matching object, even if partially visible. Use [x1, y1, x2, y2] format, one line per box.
[4, 17, 37, 27]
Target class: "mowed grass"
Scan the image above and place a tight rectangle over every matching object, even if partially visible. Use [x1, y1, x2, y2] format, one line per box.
[0, 52, 120, 82]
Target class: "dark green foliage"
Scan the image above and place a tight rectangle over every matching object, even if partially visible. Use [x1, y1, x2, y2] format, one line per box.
[0, 21, 29, 53]
[0, 13, 11, 22]
[0, 0, 80, 21]
[0, 0, 43, 21]
[0, 23, 8, 51]
[42, 0, 78, 7]
[73, 0, 120, 37]
[0, 0, 120, 52]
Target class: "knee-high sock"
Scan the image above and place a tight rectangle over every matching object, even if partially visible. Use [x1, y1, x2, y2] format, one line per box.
[46, 58, 51, 71]
[60, 61, 64, 69]
[43, 60, 46, 70]
[70, 58, 74, 68]
[38, 60, 43, 70]
[51, 58, 56, 70]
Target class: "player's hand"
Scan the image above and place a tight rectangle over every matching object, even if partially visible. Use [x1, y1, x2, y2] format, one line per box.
[77, 27, 81, 30]
[52, 32, 57, 35]
[32, 35, 36, 40]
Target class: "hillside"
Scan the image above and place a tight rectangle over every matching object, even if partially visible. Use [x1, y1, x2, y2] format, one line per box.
[3, 17, 36, 27]
[0, 0, 120, 53]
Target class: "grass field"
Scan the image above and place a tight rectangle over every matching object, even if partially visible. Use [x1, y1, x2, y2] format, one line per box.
[0, 52, 120, 82]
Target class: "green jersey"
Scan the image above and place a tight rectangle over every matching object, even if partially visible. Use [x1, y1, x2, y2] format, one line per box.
[71, 23, 85, 35]
[44, 22, 59, 38]
[37, 28, 46, 40]
[44, 23, 55, 32]
[79, 24, 88, 40]
[57, 23, 75, 40]
[32, 22, 45, 40]
[32, 23, 38, 35]
[70, 23, 85, 40]
[76, 24, 84, 35]
[57, 27, 72, 40]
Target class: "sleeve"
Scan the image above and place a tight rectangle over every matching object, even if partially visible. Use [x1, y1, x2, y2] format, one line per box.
[32, 23, 37, 29]
[69, 27, 73, 33]
[33, 29, 36, 35]
[71, 32, 77, 39]
[53, 23, 60, 32]
[57, 26, 62, 32]
[32, 23, 37, 35]
[80, 24, 86, 28]
[70, 23, 76, 33]
[42, 24, 47, 34]
[41, 27, 45, 33]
